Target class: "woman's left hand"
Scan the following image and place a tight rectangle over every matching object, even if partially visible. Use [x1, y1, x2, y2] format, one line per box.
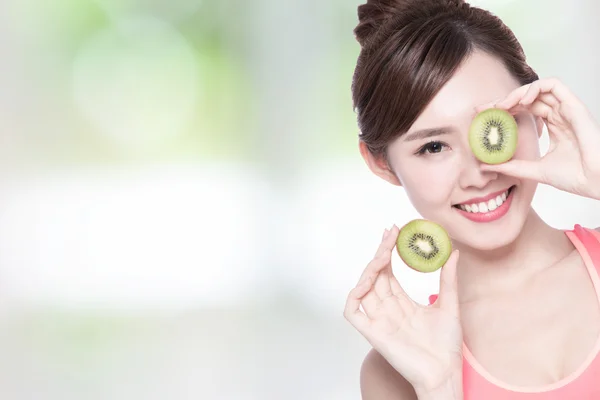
[475, 77, 600, 200]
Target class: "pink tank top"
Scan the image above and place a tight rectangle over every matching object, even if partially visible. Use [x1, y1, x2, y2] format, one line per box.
[428, 224, 600, 399]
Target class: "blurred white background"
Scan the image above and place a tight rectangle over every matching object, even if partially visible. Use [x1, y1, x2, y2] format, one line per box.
[0, 0, 599, 399]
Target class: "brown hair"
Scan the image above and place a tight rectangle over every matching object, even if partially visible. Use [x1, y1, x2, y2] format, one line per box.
[352, 0, 539, 160]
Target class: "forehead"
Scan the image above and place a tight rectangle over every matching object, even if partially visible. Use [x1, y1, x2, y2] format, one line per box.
[410, 51, 521, 130]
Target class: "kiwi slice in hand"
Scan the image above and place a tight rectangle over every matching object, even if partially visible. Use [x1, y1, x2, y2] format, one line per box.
[469, 108, 518, 164]
[396, 219, 452, 273]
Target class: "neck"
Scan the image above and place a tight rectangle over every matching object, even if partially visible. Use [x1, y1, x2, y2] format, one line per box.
[455, 209, 573, 302]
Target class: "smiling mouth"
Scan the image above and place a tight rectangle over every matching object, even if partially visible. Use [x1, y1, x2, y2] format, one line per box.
[452, 185, 516, 214]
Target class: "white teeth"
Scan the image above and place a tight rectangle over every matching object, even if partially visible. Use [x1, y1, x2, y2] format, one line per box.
[459, 189, 511, 214]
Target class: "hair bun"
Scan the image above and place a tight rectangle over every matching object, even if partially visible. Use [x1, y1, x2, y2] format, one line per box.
[354, 0, 467, 48]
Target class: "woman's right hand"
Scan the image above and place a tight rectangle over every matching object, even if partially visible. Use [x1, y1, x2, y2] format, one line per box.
[344, 224, 464, 396]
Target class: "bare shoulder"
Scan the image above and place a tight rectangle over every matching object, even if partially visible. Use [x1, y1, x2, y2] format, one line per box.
[360, 348, 417, 400]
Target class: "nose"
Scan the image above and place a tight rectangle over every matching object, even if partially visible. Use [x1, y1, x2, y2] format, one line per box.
[457, 149, 499, 190]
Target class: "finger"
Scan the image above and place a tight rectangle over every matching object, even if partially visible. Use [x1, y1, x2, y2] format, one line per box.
[493, 84, 533, 110]
[527, 100, 569, 142]
[386, 267, 416, 311]
[527, 100, 554, 121]
[374, 226, 396, 258]
[438, 249, 460, 315]
[387, 267, 406, 297]
[344, 277, 373, 333]
[519, 78, 581, 107]
[358, 225, 398, 286]
[360, 250, 393, 315]
[518, 81, 544, 106]
[495, 78, 578, 111]
[377, 227, 417, 313]
[538, 93, 559, 108]
[373, 225, 400, 299]
[374, 266, 394, 300]
[519, 83, 564, 110]
[357, 227, 392, 285]
[358, 248, 391, 316]
[480, 158, 546, 183]
[527, 96, 576, 143]
[358, 225, 402, 315]
[508, 99, 570, 145]
[474, 89, 538, 115]
[474, 97, 503, 113]
[375, 226, 413, 304]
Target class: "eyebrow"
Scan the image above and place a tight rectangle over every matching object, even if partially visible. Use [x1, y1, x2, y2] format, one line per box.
[402, 127, 455, 142]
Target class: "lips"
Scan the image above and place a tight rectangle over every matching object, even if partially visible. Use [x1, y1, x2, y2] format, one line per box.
[453, 186, 516, 223]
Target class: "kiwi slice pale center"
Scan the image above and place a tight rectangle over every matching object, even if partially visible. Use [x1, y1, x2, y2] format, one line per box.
[486, 124, 502, 147]
[409, 233, 439, 260]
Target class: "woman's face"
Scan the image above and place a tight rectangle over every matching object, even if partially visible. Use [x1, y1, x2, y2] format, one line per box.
[385, 51, 541, 251]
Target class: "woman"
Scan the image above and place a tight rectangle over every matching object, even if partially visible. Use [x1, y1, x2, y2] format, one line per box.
[343, 1, 600, 399]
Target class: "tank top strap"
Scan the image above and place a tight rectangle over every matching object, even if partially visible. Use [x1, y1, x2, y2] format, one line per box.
[567, 224, 600, 273]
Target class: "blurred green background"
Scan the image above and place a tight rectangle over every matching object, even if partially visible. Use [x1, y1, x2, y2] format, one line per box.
[0, 0, 599, 399]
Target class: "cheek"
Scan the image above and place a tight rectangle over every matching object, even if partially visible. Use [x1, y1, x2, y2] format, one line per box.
[400, 160, 458, 208]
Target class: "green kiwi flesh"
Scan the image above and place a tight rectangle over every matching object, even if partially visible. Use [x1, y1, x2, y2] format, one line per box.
[396, 219, 452, 273]
[469, 108, 518, 164]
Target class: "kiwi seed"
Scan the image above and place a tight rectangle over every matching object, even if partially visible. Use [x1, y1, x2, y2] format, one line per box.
[396, 219, 452, 273]
[469, 108, 518, 164]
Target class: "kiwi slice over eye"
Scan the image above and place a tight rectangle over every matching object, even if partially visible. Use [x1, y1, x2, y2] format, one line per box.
[396, 219, 452, 273]
[469, 108, 518, 164]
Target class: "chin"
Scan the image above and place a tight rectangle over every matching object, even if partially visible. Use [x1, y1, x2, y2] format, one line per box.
[454, 225, 522, 251]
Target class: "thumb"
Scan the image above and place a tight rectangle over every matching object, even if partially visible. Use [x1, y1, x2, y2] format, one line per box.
[480, 159, 546, 183]
[438, 249, 460, 314]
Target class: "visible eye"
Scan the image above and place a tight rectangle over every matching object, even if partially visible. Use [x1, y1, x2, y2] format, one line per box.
[416, 141, 449, 155]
